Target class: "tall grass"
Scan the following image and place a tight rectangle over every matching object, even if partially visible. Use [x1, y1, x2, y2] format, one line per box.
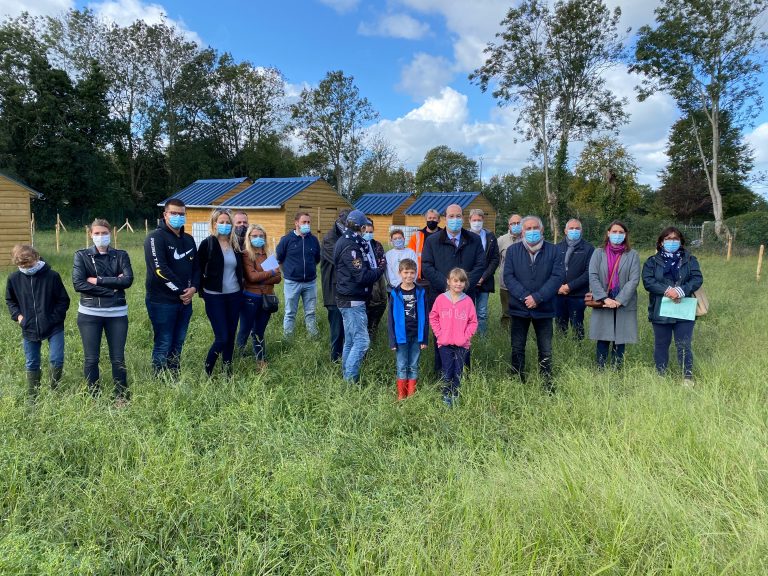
[1, 231, 767, 574]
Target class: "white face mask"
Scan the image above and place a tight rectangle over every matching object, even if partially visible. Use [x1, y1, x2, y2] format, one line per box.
[92, 234, 111, 248]
[470, 221, 483, 233]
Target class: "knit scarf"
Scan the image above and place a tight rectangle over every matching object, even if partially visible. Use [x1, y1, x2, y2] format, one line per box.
[342, 228, 371, 262]
[605, 243, 625, 293]
[522, 237, 543, 255]
[18, 260, 45, 275]
[564, 237, 580, 271]
[661, 249, 682, 283]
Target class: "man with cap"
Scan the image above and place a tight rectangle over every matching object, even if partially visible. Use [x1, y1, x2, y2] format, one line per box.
[333, 209, 386, 382]
[321, 208, 350, 362]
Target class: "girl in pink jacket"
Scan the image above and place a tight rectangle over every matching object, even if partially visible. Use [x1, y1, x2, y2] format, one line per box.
[429, 267, 478, 406]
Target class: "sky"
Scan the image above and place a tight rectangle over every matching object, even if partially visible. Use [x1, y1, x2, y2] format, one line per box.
[3, 0, 768, 192]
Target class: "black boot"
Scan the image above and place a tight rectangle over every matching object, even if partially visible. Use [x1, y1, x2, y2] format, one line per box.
[27, 370, 42, 400]
[50, 366, 63, 390]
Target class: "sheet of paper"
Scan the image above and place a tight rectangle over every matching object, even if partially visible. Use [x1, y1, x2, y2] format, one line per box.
[659, 296, 697, 321]
[261, 254, 279, 272]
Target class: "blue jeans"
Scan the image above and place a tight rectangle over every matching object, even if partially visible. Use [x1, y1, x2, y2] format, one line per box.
[326, 305, 345, 362]
[475, 291, 490, 335]
[596, 340, 625, 369]
[555, 295, 586, 339]
[510, 316, 553, 386]
[395, 340, 422, 379]
[339, 305, 369, 382]
[23, 330, 64, 371]
[283, 279, 318, 337]
[146, 298, 194, 374]
[237, 292, 273, 361]
[652, 321, 695, 377]
[203, 292, 242, 375]
[439, 345, 468, 398]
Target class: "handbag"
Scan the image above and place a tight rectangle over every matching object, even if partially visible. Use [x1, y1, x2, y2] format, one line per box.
[585, 252, 622, 309]
[692, 288, 708, 317]
[262, 293, 279, 313]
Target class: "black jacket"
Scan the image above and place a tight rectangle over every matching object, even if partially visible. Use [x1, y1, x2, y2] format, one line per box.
[72, 246, 134, 308]
[421, 228, 485, 298]
[642, 250, 703, 324]
[475, 229, 500, 293]
[503, 242, 565, 319]
[6, 263, 71, 341]
[196, 236, 244, 295]
[321, 223, 344, 307]
[333, 231, 385, 305]
[366, 238, 388, 308]
[554, 238, 595, 298]
[144, 221, 200, 304]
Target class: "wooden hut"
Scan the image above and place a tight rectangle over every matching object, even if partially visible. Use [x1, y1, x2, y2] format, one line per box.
[353, 193, 414, 236]
[404, 192, 496, 229]
[0, 173, 41, 265]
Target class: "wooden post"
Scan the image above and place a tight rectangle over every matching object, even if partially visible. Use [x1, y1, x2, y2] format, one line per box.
[113, 226, 118, 249]
[145, 219, 148, 235]
[30, 212, 35, 246]
[85, 225, 90, 248]
[727, 234, 733, 262]
[758, 244, 765, 283]
[55, 213, 61, 253]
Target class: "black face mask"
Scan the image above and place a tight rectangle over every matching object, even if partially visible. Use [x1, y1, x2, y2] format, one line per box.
[426, 220, 438, 231]
[235, 225, 248, 238]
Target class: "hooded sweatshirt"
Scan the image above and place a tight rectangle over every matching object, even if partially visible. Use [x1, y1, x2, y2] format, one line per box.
[428, 291, 478, 349]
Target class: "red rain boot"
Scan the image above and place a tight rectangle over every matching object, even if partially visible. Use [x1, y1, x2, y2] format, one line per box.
[406, 379, 417, 397]
[397, 379, 407, 400]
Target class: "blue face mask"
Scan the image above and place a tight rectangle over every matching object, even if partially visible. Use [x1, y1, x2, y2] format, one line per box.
[446, 218, 462, 232]
[168, 214, 185, 229]
[392, 238, 405, 250]
[362, 232, 374, 242]
[609, 233, 625, 245]
[566, 229, 581, 241]
[524, 230, 542, 244]
[217, 223, 232, 236]
[250, 237, 266, 248]
[663, 240, 681, 253]
[299, 224, 311, 235]
[510, 224, 522, 235]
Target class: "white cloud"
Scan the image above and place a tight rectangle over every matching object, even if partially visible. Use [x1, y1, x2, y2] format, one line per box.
[0, 0, 72, 17]
[397, 52, 453, 101]
[358, 12, 429, 39]
[89, 0, 202, 44]
[317, 0, 358, 14]
[745, 123, 768, 193]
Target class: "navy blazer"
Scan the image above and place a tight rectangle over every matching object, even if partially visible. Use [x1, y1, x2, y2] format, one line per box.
[503, 242, 565, 318]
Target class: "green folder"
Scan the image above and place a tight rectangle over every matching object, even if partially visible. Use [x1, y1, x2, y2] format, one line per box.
[659, 296, 697, 321]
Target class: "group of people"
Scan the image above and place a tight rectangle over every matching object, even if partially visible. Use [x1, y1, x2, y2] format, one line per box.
[5, 198, 704, 407]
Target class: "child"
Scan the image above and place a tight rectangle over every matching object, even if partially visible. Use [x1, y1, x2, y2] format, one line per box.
[5, 244, 71, 399]
[429, 267, 478, 406]
[385, 229, 417, 289]
[387, 258, 428, 400]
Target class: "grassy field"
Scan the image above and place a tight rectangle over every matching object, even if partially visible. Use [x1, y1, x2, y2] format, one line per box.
[1, 230, 767, 575]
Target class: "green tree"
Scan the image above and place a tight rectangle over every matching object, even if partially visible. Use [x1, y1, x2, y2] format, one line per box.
[631, 0, 768, 237]
[290, 70, 378, 199]
[414, 145, 478, 194]
[353, 136, 414, 199]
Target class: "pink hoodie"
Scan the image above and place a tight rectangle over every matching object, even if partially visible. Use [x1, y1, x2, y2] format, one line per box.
[429, 292, 478, 349]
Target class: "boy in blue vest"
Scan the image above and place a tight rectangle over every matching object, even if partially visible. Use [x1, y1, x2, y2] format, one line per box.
[387, 258, 428, 400]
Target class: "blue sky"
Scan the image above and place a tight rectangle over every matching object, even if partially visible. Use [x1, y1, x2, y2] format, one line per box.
[4, 0, 768, 191]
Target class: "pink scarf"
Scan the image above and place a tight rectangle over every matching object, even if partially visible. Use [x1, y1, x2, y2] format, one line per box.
[605, 242, 626, 291]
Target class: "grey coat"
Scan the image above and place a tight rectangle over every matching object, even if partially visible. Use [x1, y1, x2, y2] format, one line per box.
[588, 248, 640, 344]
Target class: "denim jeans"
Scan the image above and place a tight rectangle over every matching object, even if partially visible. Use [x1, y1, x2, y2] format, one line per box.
[510, 316, 553, 385]
[146, 298, 194, 375]
[339, 305, 369, 382]
[23, 330, 65, 371]
[326, 305, 345, 362]
[596, 340, 625, 369]
[237, 292, 273, 361]
[439, 345, 468, 398]
[475, 291, 490, 335]
[283, 279, 318, 337]
[77, 313, 128, 396]
[203, 292, 242, 375]
[652, 321, 695, 377]
[555, 295, 586, 339]
[395, 340, 422, 380]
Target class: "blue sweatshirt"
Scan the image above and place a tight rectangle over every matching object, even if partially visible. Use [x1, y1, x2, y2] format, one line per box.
[275, 231, 320, 282]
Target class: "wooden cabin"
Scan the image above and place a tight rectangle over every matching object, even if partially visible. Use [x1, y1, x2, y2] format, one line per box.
[353, 193, 414, 237]
[404, 192, 497, 230]
[0, 173, 41, 266]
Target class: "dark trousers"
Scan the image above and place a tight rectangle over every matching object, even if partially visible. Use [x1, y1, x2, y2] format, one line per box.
[146, 298, 194, 375]
[652, 321, 695, 377]
[439, 345, 468, 398]
[77, 313, 129, 397]
[203, 292, 242, 375]
[555, 295, 586, 339]
[596, 340, 625, 369]
[326, 305, 345, 362]
[366, 303, 387, 339]
[510, 316, 553, 385]
[237, 293, 273, 361]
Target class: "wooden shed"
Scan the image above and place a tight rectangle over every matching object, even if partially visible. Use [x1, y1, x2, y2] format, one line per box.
[404, 192, 496, 229]
[0, 173, 41, 266]
[353, 193, 414, 235]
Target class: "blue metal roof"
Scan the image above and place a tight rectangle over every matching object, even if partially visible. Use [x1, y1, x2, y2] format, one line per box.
[404, 192, 481, 215]
[221, 177, 321, 208]
[354, 193, 412, 215]
[159, 177, 250, 207]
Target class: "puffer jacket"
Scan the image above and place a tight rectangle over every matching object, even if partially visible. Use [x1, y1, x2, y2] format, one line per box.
[72, 246, 133, 308]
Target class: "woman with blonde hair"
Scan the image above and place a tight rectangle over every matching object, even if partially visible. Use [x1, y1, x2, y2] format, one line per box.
[197, 208, 243, 376]
[238, 224, 282, 367]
